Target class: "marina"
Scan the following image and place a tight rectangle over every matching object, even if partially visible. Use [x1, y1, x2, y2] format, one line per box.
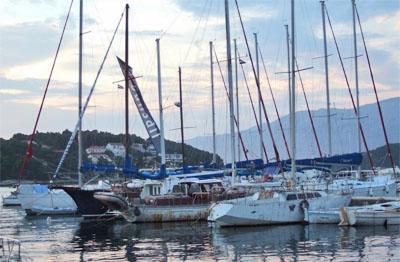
[1, 187, 399, 261]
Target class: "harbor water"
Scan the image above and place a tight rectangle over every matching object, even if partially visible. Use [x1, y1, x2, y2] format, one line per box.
[1, 187, 399, 261]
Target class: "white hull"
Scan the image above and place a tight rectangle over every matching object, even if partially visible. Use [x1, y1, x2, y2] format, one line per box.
[308, 200, 400, 225]
[345, 210, 400, 226]
[1, 194, 20, 206]
[339, 201, 400, 226]
[306, 209, 342, 224]
[208, 190, 351, 227]
[17, 184, 77, 215]
[304, 176, 397, 197]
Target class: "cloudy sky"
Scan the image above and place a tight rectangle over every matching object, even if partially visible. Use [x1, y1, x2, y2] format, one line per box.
[1, 0, 399, 146]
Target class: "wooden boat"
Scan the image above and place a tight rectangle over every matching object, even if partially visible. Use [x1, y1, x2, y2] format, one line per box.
[94, 178, 258, 223]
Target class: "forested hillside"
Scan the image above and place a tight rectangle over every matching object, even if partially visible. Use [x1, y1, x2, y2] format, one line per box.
[0, 130, 223, 182]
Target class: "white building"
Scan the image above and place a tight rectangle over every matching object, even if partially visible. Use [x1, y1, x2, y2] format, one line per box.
[85, 145, 106, 155]
[105, 142, 125, 157]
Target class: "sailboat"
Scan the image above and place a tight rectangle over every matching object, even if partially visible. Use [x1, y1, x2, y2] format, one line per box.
[5, 2, 78, 215]
[208, 0, 352, 227]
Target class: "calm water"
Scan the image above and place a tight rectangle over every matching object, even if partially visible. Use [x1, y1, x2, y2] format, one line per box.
[1, 187, 399, 261]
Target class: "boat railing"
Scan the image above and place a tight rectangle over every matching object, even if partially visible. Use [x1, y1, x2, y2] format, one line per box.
[0, 236, 21, 261]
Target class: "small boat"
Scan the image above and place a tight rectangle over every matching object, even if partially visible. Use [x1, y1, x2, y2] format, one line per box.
[306, 200, 400, 225]
[1, 191, 20, 206]
[339, 201, 400, 226]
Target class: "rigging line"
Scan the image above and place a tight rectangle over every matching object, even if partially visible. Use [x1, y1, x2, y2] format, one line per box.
[234, 0, 283, 173]
[238, 53, 269, 162]
[54, 6, 126, 178]
[258, 48, 291, 159]
[294, 57, 323, 158]
[213, 45, 249, 161]
[325, 6, 376, 175]
[17, 0, 74, 184]
[355, 6, 396, 175]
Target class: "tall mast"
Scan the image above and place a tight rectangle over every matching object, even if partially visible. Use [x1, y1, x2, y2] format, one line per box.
[290, 0, 296, 179]
[225, 0, 236, 183]
[254, 32, 262, 161]
[78, 0, 83, 187]
[285, 24, 291, 150]
[210, 41, 216, 163]
[178, 66, 184, 166]
[234, 39, 240, 162]
[124, 4, 130, 169]
[321, 0, 331, 156]
[352, 0, 362, 179]
[156, 38, 166, 166]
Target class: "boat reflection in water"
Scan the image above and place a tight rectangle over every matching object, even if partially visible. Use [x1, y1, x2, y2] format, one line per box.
[72, 220, 214, 261]
[211, 223, 400, 261]
[70, 219, 399, 261]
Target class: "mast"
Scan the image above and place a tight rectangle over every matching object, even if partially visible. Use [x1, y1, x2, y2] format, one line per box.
[210, 41, 216, 163]
[285, 24, 291, 155]
[352, 0, 361, 178]
[234, 39, 240, 162]
[156, 38, 166, 166]
[254, 32, 262, 161]
[225, 0, 236, 184]
[78, 0, 83, 187]
[321, 0, 331, 156]
[290, 0, 296, 180]
[178, 66, 185, 166]
[124, 4, 130, 169]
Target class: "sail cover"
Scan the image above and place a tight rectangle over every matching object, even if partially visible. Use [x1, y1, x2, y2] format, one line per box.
[117, 57, 161, 155]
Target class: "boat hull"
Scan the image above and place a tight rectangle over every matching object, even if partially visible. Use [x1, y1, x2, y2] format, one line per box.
[30, 206, 77, 215]
[56, 186, 112, 219]
[1, 194, 20, 206]
[123, 204, 210, 223]
[347, 211, 400, 226]
[209, 191, 351, 227]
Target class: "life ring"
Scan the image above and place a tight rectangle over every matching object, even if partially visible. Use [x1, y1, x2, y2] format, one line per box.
[286, 180, 292, 188]
[300, 200, 309, 210]
[133, 206, 141, 216]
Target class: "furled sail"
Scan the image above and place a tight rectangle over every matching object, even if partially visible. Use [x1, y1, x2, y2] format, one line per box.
[116, 57, 162, 155]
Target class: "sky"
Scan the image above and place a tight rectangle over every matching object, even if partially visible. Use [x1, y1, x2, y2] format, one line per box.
[1, 0, 399, 147]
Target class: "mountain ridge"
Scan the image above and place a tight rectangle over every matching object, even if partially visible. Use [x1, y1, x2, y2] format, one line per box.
[186, 97, 400, 164]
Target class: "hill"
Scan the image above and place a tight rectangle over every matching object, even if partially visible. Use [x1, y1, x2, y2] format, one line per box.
[0, 130, 223, 182]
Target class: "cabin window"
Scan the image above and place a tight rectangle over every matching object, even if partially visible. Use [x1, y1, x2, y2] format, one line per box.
[286, 194, 297, 200]
[306, 193, 314, 198]
[314, 192, 321, 197]
[189, 183, 200, 194]
[298, 193, 305, 200]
